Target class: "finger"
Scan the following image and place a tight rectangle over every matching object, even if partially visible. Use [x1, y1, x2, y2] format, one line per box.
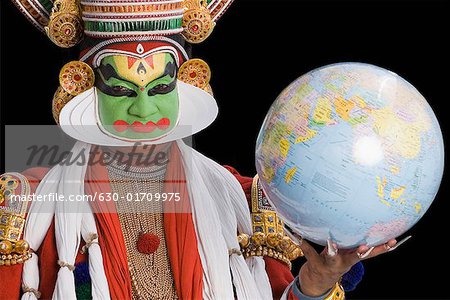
[383, 239, 397, 251]
[387, 236, 411, 252]
[360, 236, 411, 260]
[357, 246, 375, 260]
[326, 239, 338, 257]
[298, 238, 321, 262]
[359, 241, 396, 260]
[355, 245, 370, 255]
[337, 246, 367, 265]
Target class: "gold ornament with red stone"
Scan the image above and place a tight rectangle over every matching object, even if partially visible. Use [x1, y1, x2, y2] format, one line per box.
[178, 58, 212, 94]
[45, 0, 83, 48]
[59, 61, 95, 96]
[182, 1, 215, 44]
[52, 61, 95, 124]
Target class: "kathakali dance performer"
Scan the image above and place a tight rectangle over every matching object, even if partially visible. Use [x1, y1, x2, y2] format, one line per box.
[1, 0, 397, 299]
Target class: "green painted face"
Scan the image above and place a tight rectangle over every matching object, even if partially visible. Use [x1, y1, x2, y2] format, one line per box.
[95, 52, 179, 140]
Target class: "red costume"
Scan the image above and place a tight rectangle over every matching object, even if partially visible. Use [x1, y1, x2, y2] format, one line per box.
[1, 160, 298, 299]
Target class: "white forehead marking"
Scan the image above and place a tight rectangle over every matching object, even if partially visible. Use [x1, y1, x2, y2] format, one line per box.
[136, 43, 144, 54]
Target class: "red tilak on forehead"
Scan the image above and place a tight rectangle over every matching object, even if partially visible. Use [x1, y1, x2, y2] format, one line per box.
[145, 56, 154, 69]
[127, 57, 137, 69]
[126, 55, 155, 69]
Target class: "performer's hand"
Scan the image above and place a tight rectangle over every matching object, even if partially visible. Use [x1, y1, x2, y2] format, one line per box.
[297, 236, 410, 297]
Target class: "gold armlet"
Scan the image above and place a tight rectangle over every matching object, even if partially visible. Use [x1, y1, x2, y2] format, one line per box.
[0, 173, 33, 266]
[238, 232, 303, 269]
[238, 175, 304, 268]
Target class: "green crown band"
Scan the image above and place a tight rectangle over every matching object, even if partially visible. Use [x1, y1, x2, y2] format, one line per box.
[84, 17, 183, 33]
[39, 0, 53, 13]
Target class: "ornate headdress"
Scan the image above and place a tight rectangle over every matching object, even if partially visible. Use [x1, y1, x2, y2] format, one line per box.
[13, 0, 232, 44]
[12, 0, 234, 145]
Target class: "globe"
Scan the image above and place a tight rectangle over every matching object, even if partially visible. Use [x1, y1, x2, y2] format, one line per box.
[255, 63, 444, 249]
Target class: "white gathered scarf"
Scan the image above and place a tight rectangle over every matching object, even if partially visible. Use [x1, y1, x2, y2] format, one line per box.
[22, 142, 110, 300]
[21, 140, 273, 300]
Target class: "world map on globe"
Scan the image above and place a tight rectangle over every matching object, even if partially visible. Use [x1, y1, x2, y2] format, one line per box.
[255, 63, 444, 248]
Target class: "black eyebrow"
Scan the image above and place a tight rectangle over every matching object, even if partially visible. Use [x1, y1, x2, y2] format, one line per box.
[152, 60, 177, 82]
[96, 64, 138, 88]
[96, 60, 177, 87]
[97, 63, 117, 81]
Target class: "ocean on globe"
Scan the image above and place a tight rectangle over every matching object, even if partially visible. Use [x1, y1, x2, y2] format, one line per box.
[255, 62, 444, 249]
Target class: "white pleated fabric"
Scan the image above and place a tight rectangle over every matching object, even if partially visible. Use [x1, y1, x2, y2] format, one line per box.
[81, 208, 110, 300]
[21, 140, 274, 300]
[21, 142, 110, 300]
[52, 142, 86, 299]
[177, 140, 273, 300]
[22, 164, 60, 300]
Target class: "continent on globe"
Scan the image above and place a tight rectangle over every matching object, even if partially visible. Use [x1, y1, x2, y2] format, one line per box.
[255, 62, 444, 249]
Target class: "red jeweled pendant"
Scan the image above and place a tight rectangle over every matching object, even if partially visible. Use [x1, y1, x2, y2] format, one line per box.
[137, 233, 160, 254]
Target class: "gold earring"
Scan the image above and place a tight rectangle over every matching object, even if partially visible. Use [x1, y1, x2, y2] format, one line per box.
[59, 61, 95, 95]
[178, 58, 212, 91]
[45, 0, 83, 48]
[53, 61, 95, 124]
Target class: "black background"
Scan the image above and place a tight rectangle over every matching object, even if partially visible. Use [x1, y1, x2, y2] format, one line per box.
[1, 0, 449, 298]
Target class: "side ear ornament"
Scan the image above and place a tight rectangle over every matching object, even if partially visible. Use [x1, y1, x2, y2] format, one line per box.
[178, 58, 213, 95]
[53, 61, 94, 124]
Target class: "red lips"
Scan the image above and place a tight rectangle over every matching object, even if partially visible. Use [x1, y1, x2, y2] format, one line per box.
[113, 118, 171, 133]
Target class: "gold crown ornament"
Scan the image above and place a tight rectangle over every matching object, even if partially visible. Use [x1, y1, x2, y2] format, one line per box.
[46, 0, 84, 48]
[13, 0, 234, 46]
[182, 0, 215, 43]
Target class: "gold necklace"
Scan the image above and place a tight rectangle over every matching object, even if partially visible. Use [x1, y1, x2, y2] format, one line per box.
[106, 160, 178, 300]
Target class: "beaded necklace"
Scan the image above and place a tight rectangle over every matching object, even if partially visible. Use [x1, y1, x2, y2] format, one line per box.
[105, 151, 178, 300]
